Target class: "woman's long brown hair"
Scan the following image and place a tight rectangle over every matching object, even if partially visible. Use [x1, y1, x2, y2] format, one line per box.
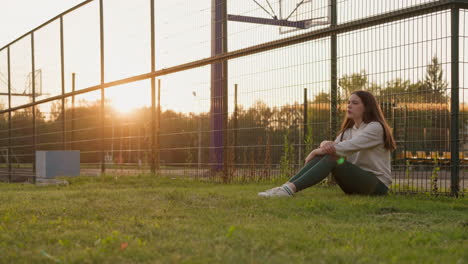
[338, 90, 396, 151]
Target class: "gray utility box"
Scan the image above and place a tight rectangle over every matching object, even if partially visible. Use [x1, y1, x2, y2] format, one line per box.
[36, 151, 80, 179]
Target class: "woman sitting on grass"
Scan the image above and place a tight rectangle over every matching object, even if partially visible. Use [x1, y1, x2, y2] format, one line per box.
[259, 90, 396, 197]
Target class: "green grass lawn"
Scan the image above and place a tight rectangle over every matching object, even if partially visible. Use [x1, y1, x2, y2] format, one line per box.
[0, 175, 466, 264]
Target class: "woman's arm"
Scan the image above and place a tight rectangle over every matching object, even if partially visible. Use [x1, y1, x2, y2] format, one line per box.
[306, 140, 340, 164]
[320, 140, 334, 148]
[334, 122, 383, 157]
[321, 142, 336, 155]
[304, 148, 326, 164]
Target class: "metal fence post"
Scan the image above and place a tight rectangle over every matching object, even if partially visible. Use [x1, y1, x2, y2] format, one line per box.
[302, 88, 308, 162]
[156, 79, 161, 170]
[450, 6, 460, 197]
[99, 0, 106, 174]
[60, 17, 66, 151]
[71, 73, 75, 151]
[234, 84, 238, 165]
[211, 0, 228, 175]
[222, 5, 228, 181]
[330, 0, 338, 138]
[150, 0, 156, 175]
[7, 47, 11, 182]
[303, 88, 308, 141]
[31, 33, 36, 184]
[151, 79, 156, 173]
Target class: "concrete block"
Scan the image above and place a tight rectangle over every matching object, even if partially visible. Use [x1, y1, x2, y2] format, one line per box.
[36, 151, 80, 179]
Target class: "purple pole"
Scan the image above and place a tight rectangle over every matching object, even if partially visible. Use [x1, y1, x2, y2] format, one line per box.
[211, 0, 227, 171]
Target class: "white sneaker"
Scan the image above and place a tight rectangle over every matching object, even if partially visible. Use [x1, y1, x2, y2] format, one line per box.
[258, 187, 281, 197]
[258, 186, 293, 197]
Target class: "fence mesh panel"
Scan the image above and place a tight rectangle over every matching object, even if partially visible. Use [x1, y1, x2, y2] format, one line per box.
[0, 0, 466, 194]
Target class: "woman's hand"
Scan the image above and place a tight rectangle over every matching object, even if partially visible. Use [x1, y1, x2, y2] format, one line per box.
[319, 140, 334, 148]
[305, 143, 337, 164]
[321, 142, 336, 155]
[305, 148, 325, 164]
[304, 150, 316, 165]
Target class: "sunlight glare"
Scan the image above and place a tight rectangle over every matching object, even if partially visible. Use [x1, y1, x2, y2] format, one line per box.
[107, 81, 150, 114]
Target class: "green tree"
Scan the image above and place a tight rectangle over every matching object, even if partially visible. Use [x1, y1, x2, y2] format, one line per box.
[380, 78, 423, 102]
[422, 56, 448, 103]
[313, 92, 330, 103]
[338, 70, 368, 99]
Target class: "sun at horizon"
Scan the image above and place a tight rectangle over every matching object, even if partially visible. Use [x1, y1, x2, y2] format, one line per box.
[106, 80, 150, 115]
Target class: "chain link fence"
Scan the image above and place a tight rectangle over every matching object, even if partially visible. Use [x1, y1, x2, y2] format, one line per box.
[0, 0, 467, 195]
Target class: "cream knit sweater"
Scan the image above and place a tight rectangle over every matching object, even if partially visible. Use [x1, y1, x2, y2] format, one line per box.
[334, 121, 392, 187]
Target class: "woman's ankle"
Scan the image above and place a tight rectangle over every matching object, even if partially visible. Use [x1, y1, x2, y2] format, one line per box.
[284, 182, 297, 193]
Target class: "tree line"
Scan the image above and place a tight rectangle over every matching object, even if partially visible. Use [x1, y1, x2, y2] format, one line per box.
[0, 56, 464, 170]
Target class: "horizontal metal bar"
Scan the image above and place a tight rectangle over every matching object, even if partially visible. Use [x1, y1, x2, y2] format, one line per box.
[0, 0, 460, 114]
[0, 93, 40, 96]
[227, 14, 307, 28]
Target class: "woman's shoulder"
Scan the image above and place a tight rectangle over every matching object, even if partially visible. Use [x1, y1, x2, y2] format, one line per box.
[366, 121, 382, 127]
[365, 121, 384, 132]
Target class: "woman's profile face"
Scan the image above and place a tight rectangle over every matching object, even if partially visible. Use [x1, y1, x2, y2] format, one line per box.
[347, 94, 365, 120]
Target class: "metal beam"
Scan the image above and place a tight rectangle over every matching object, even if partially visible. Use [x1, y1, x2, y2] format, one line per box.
[227, 14, 308, 28]
[0, 93, 38, 96]
[451, 0, 468, 4]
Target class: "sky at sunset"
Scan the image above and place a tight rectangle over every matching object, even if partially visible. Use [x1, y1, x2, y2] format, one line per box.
[0, 0, 87, 48]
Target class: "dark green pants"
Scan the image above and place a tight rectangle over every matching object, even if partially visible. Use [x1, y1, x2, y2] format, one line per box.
[289, 155, 388, 195]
